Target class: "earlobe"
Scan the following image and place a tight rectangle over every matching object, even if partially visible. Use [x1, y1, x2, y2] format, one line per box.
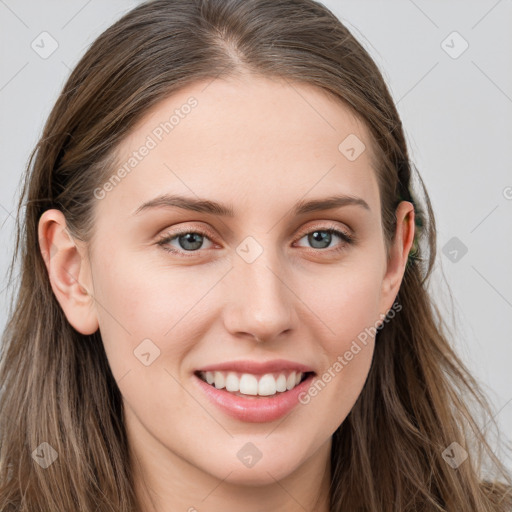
[38, 210, 99, 335]
[379, 201, 415, 313]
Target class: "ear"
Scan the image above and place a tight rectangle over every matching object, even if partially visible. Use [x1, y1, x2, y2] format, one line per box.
[38, 209, 99, 335]
[378, 201, 415, 319]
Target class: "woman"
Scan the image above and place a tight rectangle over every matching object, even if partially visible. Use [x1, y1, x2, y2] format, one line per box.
[1, 0, 511, 510]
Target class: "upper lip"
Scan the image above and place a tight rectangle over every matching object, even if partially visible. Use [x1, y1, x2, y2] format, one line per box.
[195, 359, 316, 375]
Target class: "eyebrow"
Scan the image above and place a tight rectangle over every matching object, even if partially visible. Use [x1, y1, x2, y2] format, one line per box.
[133, 193, 370, 217]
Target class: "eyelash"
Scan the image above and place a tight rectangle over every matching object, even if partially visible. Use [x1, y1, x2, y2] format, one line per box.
[156, 223, 355, 258]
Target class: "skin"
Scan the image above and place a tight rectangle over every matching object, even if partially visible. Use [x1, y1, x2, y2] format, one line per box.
[39, 74, 414, 512]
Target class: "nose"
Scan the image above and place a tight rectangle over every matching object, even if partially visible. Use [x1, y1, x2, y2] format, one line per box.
[222, 247, 297, 344]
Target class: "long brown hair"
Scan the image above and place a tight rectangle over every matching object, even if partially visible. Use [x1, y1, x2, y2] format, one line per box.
[1, 0, 511, 510]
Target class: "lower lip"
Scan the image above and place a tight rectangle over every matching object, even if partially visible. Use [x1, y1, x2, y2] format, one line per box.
[194, 373, 315, 423]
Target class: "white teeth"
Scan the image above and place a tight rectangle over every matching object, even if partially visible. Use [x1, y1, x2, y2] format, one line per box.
[213, 371, 225, 389]
[239, 374, 258, 395]
[276, 374, 287, 392]
[286, 371, 296, 391]
[225, 372, 239, 392]
[258, 374, 277, 396]
[200, 370, 306, 396]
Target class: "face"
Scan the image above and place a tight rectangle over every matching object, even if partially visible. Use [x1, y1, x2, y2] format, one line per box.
[40, 74, 414, 497]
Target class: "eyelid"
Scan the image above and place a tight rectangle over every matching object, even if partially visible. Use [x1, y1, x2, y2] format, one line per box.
[294, 221, 353, 241]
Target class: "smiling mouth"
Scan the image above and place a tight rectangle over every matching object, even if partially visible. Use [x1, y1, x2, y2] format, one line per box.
[194, 370, 314, 398]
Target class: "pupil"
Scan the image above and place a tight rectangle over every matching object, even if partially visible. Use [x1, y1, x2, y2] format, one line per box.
[309, 231, 331, 249]
[179, 233, 203, 251]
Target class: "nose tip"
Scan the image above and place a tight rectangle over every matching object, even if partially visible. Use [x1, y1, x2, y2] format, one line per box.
[222, 257, 296, 344]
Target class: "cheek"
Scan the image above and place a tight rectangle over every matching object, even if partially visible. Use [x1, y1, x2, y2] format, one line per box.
[290, 254, 382, 421]
[298, 256, 384, 350]
[90, 249, 211, 377]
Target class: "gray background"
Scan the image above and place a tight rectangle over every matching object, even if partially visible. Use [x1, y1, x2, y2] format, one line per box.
[1, 0, 511, 472]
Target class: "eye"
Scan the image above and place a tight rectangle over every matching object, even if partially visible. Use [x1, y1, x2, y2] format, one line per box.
[294, 224, 354, 253]
[156, 228, 216, 257]
[156, 223, 355, 258]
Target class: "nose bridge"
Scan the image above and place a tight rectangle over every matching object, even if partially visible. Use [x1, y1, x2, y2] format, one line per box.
[224, 237, 295, 341]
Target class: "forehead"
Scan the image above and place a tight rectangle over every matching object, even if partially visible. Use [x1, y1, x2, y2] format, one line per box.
[95, 75, 380, 220]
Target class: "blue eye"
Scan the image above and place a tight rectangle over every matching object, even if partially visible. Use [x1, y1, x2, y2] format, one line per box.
[157, 224, 354, 258]
[295, 228, 353, 251]
[157, 230, 214, 256]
